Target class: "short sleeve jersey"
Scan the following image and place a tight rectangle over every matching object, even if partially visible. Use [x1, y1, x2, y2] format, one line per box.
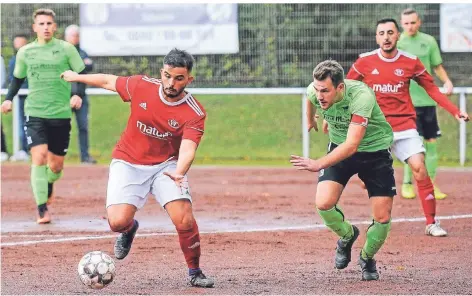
[14, 38, 85, 119]
[398, 32, 443, 107]
[306, 79, 393, 152]
[113, 75, 206, 165]
[346, 49, 459, 132]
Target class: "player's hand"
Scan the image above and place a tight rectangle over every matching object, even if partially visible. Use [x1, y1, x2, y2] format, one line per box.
[322, 120, 329, 134]
[1, 101, 12, 114]
[163, 171, 189, 194]
[70, 95, 82, 109]
[443, 80, 454, 96]
[308, 114, 319, 132]
[290, 155, 323, 172]
[456, 111, 470, 122]
[60, 70, 78, 82]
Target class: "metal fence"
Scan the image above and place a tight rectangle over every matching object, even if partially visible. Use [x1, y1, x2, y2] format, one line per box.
[1, 3, 471, 88]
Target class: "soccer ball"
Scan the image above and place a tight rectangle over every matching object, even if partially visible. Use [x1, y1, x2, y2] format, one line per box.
[77, 251, 116, 289]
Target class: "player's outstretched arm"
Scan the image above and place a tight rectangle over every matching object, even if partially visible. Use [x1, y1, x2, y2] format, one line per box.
[61, 70, 118, 92]
[433, 64, 453, 95]
[290, 122, 366, 172]
[1, 76, 26, 113]
[164, 139, 198, 188]
[415, 71, 469, 122]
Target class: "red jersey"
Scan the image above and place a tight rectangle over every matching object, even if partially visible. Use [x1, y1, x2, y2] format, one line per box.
[112, 75, 206, 165]
[346, 49, 459, 132]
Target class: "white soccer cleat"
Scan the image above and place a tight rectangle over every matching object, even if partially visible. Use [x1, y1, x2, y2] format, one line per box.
[425, 222, 447, 237]
[0, 152, 9, 162]
[10, 150, 30, 162]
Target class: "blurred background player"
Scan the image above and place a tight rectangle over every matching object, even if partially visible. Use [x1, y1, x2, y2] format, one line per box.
[1, 55, 9, 162]
[1, 8, 85, 224]
[292, 60, 395, 281]
[8, 33, 30, 162]
[398, 8, 453, 200]
[347, 18, 469, 237]
[64, 24, 96, 164]
[60, 48, 215, 288]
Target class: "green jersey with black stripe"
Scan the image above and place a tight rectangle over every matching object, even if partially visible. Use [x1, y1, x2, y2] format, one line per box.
[14, 38, 85, 119]
[307, 79, 393, 152]
[398, 32, 443, 107]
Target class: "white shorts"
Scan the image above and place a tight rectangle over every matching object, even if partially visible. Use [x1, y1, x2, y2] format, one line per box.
[106, 159, 192, 209]
[391, 129, 426, 163]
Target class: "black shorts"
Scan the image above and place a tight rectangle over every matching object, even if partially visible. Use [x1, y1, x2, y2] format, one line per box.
[415, 106, 441, 140]
[24, 116, 71, 156]
[318, 143, 396, 198]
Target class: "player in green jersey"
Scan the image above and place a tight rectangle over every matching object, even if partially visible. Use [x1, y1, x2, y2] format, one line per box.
[1, 8, 85, 224]
[398, 8, 453, 200]
[290, 60, 395, 281]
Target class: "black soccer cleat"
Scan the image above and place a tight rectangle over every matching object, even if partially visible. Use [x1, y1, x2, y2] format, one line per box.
[190, 271, 214, 288]
[335, 225, 360, 269]
[358, 253, 379, 281]
[114, 220, 139, 260]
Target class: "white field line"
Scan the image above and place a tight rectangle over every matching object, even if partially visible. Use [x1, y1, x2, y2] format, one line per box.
[2, 214, 472, 247]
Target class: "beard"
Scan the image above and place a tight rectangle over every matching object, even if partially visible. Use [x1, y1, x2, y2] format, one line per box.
[164, 87, 185, 98]
[382, 44, 396, 53]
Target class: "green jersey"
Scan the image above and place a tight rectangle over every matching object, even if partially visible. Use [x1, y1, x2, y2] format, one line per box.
[307, 79, 393, 152]
[14, 38, 85, 119]
[398, 32, 443, 107]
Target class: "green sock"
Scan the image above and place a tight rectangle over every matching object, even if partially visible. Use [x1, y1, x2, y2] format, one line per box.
[425, 141, 438, 180]
[403, 164, 412, 184]
[31, 165, 48, 206]
[361, 220, 391, 259]
[317, 205, 354, 241]
[46, 166, 63, 183]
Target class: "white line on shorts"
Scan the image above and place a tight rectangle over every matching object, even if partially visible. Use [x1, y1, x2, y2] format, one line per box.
[2, 214, 472, 247]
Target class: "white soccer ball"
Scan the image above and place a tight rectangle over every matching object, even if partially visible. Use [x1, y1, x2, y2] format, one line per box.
[77, 251, 116, 289]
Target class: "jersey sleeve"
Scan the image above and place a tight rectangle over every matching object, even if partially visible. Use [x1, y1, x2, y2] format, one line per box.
[429, 36, 443, 67]
[183, 115, 206, 145]
[65, 43, 86, 73]
[346, 59, 364, 81]
[115, 75, 143, 102]
[349, 89, 375, 127]
[13, 48, 27, 79]
[413, 59, 460, 116]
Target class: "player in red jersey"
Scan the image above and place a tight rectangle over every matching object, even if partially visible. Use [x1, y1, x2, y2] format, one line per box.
[61, 48, 214, 288]
[346, 18, 469, 237]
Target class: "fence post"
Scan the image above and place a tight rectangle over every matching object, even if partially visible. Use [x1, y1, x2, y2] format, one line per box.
[302, 93, 309, 158]
[459, 91, 467, 166]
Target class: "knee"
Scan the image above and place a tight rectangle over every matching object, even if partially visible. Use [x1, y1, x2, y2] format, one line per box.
[411, 165, 427, 180]
[108, 217, 133, 233]
[32, 150, 48, 164]
[373, 213, 391, 224]
[174, 213, 195, 231]
[49, 162, 64, 173]
[315, 199, 336, 211]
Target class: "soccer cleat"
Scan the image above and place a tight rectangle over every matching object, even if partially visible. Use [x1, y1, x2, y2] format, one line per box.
[36, 210, 51, 224]
[425, 222, 447, 237]
[358, 253, 379, 281]
[335, 225, 360, 269]
[114, 220, 139, 260]
[401, 183, 416, 199]
[433, 184, 447, 200]
[190, 271, 214, 288]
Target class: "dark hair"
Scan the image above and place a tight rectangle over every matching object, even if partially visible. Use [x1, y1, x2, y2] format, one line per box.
[377, 18, 400, 31]
[402, 8, 419, 18]
[163, 48, 195, 72]
[14, 34, 29, 40]
[33, 8, 56, 21]
[312, 59, 344, 87]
